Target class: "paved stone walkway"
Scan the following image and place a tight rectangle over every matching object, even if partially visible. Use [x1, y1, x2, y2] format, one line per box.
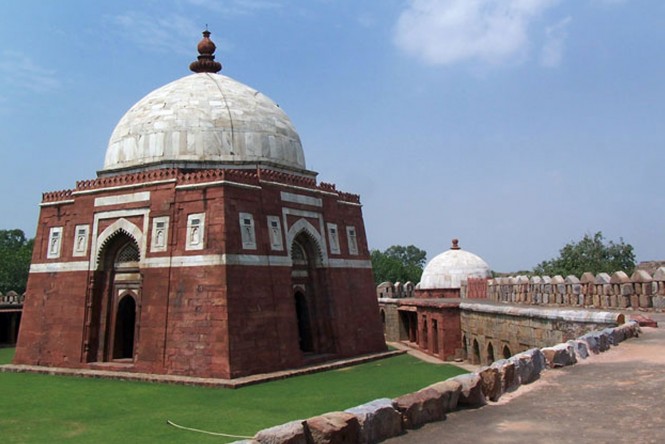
[0, 350, 402, 388]
[387, 317, 665, 444]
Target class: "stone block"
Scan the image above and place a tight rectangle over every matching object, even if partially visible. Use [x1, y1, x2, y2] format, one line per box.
[604, 326, 626, 345]
[579, 333, 599, 354]
[478, 366, 502, 402]
[630, 295, 639, 308]
[393, 388, 445, 429]
[639, 294, 652, 309]
[451, 373, 486, 407]
[594, 331, 611, 352]
[425, 379, 462, 413]
[567, 339, 589, 360]
[345, 398, 403, 444]
[652, 295, 665, 309]
[491, 359, 518, 392]
[617, 295, 630, 309]
[613, 320, 641, 339]
[510, 348, 545, 385]
[254, 419, 307, 444]
[629, 314, 658, 328]
[541, 343, 577, 368]
[304, 412, 360, 444]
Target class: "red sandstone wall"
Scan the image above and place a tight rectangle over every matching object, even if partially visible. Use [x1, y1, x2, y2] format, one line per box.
[415, 288, 461, 299]
[16, 168, 386, 379]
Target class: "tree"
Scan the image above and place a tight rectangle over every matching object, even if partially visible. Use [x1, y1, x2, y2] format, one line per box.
[0, 229, 34, 294]
[533, 231, 635, 277]
[371, 245, 427, 285]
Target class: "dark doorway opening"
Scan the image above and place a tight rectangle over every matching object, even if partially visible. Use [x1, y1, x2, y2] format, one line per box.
[113, 295, 136, 359]
[294, 291, 313, 353]
[502, 345, 512, 359]
[487, 342, 495, 364]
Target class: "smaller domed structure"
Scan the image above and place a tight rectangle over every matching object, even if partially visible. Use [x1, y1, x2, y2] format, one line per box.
[419, 239, 491, 291]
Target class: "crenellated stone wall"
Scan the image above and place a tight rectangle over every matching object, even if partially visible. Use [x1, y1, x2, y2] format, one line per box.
[460, 302, 623, 365]
[487, 267, 665, 310]
[0, 291, 24, 345]
[0, 291, 25, 305]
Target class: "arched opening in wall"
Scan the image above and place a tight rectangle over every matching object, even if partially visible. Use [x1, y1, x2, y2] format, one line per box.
[431, 319, 439, 355]
[462, 335, 468, 360]
[294, 291, 313, 353]
[380, 309, 386, 335]
[86, 231, 141, 363]
[421, 317, 428, 351]
[398, 310, 416, 342]
[290, 230, 334, 356]
[113, 294, 136, 359]
[502, 345, 512, 359]
[487, 342, 495, 364]
[472, 339, 480, 365]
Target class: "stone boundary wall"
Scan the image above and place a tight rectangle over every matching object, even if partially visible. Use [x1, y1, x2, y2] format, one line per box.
[376, 281, 415, 299]
[0, 291, 25, 305]
[234, 321, 640, 444]
[487, 267, 665, 310]
[460, 302, 623, 365]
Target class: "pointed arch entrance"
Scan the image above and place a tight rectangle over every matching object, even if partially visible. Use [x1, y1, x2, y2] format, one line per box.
[290, 230, 335, 356]
[85, 231, 141, 363]
[113, 294, 137, 359]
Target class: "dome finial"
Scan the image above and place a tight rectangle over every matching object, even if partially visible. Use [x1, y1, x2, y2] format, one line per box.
[451, 239, 460, 250]
[189, 29, 222, 73]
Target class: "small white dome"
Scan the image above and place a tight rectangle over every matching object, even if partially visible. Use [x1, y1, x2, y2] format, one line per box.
[103, 73, 307, 175]
[419, 239, 491, 289]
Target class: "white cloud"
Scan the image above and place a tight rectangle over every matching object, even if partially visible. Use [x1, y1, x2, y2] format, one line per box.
[540, 16, 571, 68]
[394, 0, 560, 66]
[0, 50, 61, 94]
[107, 12, 201, 56]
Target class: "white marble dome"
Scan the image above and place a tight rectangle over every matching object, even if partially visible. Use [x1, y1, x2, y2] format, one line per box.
[102, 72, 307, 175]
[419, 240, 491, 289]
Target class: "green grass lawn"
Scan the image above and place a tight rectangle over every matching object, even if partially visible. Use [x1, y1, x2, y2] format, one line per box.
[0, 349, 466, 443]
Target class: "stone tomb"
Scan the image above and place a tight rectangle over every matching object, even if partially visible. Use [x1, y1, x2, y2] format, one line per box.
[14, 31, 385, 379]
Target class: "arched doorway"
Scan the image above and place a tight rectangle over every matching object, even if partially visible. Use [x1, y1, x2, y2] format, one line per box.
[290, 231, 334, 356]
[472, 339, 480, 365]
[502, 344, 512, 359]
[487, 342, 495, 364]
[113, 294, 136, 359]
[431, 319, 439, 355]
[294, 291, 313, 353]
[86, 232, 141, 363]
[421, 317, 428, 350]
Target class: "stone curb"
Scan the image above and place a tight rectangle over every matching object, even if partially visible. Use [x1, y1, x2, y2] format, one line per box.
[237, 320, 643, 444]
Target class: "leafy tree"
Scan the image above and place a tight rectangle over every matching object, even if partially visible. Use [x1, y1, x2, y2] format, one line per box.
[0, 229, 34, 294]
[371, 245, 427, 285]
[533, 231, 635, 277]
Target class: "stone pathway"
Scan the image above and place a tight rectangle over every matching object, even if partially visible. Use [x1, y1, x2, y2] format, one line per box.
[387, 341, 479, 372]
[0, 349, 403, 388]
[386, 317, 665, 444]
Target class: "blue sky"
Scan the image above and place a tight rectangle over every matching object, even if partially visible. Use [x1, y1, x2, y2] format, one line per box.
[1, 0, 664, 272]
